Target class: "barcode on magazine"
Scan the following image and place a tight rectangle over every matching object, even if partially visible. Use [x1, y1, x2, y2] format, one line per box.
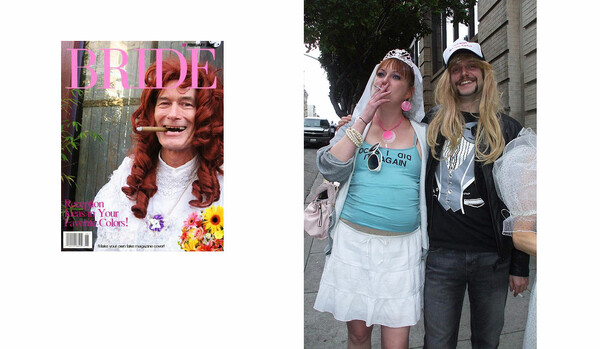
[63, 231, 93, 249]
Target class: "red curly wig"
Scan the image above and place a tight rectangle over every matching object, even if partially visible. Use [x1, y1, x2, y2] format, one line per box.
[122, 57, 223, 219]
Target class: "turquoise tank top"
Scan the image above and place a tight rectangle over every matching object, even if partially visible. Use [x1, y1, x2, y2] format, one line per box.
[340, 135, 421, 233]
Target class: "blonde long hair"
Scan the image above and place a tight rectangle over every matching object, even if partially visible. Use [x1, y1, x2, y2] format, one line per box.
[427, 55, 504, 165]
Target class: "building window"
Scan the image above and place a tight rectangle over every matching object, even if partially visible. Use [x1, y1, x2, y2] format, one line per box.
[431, 5, 478, 74]
[432, 12, 444, 73]
[446, 5, 478, 47]
[409, 38, 420, 67]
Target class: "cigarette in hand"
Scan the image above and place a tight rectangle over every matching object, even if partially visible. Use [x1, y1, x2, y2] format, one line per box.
[135, 126, 186, 132]
[374, 84, 382, 90]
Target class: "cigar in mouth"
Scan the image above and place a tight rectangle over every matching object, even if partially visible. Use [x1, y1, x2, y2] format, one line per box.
[135, 126, 187, 132]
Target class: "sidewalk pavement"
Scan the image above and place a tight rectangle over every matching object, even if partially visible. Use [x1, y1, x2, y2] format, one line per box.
[304, 172, 536, 348]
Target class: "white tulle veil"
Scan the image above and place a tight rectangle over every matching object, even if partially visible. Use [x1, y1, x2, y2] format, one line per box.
[493, 128, 537, 235]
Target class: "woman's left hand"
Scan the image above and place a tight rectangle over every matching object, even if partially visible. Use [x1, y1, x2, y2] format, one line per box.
[336, 115, 352, 130]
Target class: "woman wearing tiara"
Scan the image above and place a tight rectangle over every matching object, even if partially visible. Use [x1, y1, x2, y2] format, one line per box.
[313, 49, 428, 348]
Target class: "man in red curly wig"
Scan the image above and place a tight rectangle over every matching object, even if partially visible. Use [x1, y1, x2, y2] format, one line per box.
[91, 57, 224, 251]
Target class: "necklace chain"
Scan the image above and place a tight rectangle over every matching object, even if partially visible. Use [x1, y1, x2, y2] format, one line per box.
[167, 176, 196, 217]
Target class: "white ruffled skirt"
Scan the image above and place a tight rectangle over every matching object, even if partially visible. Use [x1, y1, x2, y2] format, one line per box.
[313, 220, 424, 328]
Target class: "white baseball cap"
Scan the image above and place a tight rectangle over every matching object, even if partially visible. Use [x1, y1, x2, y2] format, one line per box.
[443, 39, 485, 67]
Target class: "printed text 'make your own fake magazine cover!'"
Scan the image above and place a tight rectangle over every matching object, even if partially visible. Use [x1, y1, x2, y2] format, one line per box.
[61, 41, 224, 252]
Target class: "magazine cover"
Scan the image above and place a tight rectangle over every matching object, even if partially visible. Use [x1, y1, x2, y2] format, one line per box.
[61, 41, 224, 252]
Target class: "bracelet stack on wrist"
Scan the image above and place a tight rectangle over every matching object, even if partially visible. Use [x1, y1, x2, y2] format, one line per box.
[346, 127, 363, 148]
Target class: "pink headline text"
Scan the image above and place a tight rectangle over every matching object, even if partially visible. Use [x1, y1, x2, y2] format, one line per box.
[68, 48, 217, 90]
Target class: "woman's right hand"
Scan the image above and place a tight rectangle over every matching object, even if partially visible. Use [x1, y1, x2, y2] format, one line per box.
[360, 82, 391, 123]
[328, 80, 390, 162]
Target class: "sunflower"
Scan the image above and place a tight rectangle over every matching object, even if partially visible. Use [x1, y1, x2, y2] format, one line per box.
[203, 205, 224, 237]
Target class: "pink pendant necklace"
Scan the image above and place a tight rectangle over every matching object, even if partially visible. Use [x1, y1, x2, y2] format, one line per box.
[375, 114, 404, 147]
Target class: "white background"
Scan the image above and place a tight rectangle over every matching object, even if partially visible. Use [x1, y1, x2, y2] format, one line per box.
[0, 1, 598, 348]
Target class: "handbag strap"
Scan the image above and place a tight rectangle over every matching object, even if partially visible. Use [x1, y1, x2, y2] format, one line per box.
[313, 181, 338, 203]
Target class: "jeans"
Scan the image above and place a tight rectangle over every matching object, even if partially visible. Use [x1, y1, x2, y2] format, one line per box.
[423, 247, 509, 349]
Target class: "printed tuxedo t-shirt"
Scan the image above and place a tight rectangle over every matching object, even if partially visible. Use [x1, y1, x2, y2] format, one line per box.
[429, 113, 495, 251]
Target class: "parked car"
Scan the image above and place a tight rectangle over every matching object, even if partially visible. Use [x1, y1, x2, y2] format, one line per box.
[304, 118, 333, 147]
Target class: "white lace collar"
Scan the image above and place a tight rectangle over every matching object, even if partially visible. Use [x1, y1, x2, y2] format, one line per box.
[156, 153, 198, 197]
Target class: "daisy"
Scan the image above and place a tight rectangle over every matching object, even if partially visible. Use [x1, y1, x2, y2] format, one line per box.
[184, 212, 201, 229]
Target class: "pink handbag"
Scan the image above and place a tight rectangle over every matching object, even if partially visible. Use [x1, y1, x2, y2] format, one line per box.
[304, 181, 338, 240]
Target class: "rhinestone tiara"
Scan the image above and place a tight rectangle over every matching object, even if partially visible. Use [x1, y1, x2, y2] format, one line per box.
[382, 49, 414, 67]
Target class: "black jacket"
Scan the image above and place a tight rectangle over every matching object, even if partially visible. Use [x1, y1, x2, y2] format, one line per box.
[424, 108, 530, 277]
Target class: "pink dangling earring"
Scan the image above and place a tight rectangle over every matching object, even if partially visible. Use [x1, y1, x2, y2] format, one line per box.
[401, 100, 412, 112]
